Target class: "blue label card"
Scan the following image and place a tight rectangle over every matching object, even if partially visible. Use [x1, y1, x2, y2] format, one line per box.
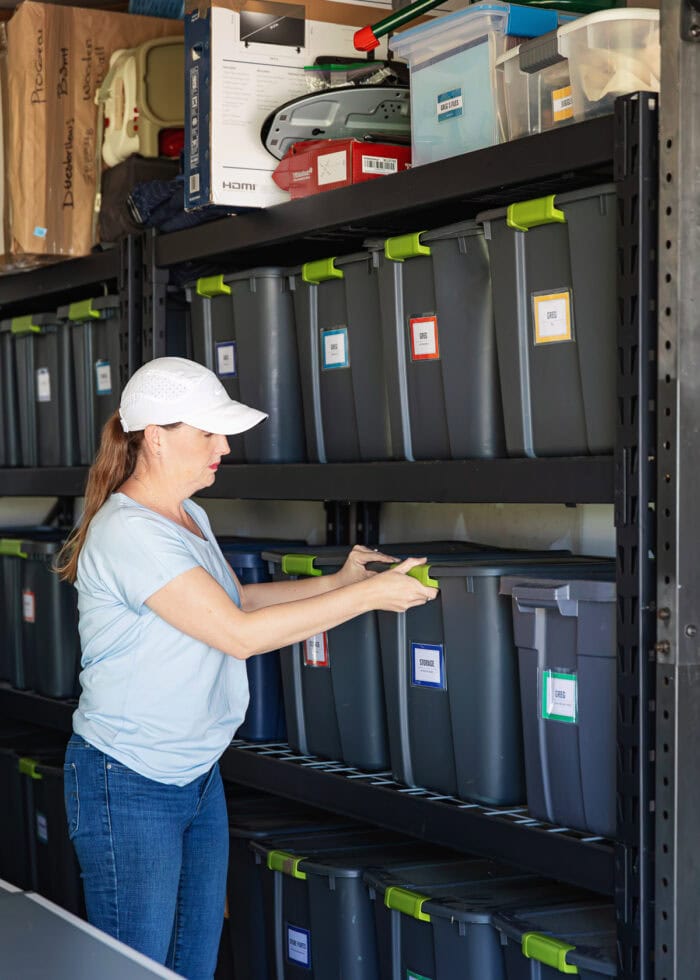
[95, 360, 113, 395]
[216, 341, 237, 378]
[321, 327, 350, 370]
[287, 924, 311, 968]
[411, 643, 446, 690]
[436, 88, 463, 122]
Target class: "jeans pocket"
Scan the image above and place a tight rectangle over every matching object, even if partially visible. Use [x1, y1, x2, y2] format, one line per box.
[63, 762, 80, 839]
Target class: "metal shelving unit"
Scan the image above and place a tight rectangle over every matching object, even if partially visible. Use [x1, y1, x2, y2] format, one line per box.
[0, 85, 664, 980]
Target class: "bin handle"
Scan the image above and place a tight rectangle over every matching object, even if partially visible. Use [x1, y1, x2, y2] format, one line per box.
[302, 258, 344, 285]
[196, 274, 232, 298]
[0, 538, 27, 558]
[507, 195, 566, 233]
[522, 932, 578, 974]
[384, 886, 431, 922]
[384, 232, 431, 263]
[18, 757, 43, 780]
[68, 299, 101, 322]
[10, 315, 41, 335]
[281, 554, 323, 577]
[267, 850, 308, 879]
[407, 564, 439, 589]
[354, 0, 444, 51]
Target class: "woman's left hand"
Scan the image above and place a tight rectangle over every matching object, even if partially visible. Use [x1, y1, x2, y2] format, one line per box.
[334, 544, 397, 588]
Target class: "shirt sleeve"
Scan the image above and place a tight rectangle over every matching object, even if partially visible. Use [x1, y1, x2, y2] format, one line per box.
[80, 507, 201, 613]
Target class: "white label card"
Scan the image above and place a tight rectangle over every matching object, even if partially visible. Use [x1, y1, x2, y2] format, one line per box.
[542, 670, 578, 724]
[321, 327, 349, 369]
[95, 360, 112, 395]
[22, 590, 36, 624]
[36, 813, 48, 844]
[287, 924, 311, 968]
[216, 341, 237, 378]
[36, 367, 51, 403]
[411, 643, 446, 690]
[317, 149, 347, 186]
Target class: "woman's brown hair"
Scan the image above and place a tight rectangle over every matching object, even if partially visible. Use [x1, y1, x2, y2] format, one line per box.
[56, 411, 145, 583]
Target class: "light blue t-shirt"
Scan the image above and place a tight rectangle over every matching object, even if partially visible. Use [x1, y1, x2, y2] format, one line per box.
[73, 493, 249, 786]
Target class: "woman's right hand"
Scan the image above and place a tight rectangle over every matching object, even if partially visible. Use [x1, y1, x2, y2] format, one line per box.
[366, 556, 438, 612]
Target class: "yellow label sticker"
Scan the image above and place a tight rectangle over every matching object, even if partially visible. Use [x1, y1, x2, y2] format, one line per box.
[552, 85, 574, 123]
[532, 291, 573, 345]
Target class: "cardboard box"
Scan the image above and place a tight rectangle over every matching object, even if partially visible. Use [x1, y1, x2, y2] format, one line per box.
[5, 1, 182, 263]
[272, 138, 410, 198]
[185, 0, 390, 212]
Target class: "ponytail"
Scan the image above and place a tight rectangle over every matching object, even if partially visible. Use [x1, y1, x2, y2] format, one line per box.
[56, 411, 144, 583]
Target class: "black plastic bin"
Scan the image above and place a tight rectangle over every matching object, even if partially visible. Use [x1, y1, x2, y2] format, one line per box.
[250, 828, 441, 980]
[219, 539, 304, 743]
[263, 542, 494, 771]
[477, 185, 616, 457]
[377, 222, 505, 461]
[291, 248, 392, 462]
[501, 575, 617, 837]
[377, 556, 613, 805]
[0, 538, 24, 686]
[0, 319, 20, 466]
[7, 312, 77, 467]
[58, 296, 122, 464]
[187, 269, 305, 463]
[227, 793, 358, 980]
[365, 856, 591, 980]
[493, 899, 617, 979]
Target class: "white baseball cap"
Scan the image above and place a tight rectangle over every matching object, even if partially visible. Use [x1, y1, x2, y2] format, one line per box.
[119, 357, 268, 435]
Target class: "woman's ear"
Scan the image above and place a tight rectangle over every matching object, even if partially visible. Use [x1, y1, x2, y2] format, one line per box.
[142, 424, 163, 458]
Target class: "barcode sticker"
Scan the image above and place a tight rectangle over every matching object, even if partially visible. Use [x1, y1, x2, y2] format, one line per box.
[216, 341, 237, 378]
[361, 155, 398, 175]
[36, 368, 51, 403]
[22, 590, 36, 624]
[409, 316, 440, 360]
[532, 290, 573, 345]
[304, 633, 329, 668]
[95, 360, 112, 395]
[542, 670, 578, 723]
[552, 85, 574, 123]
[321, 327, 349, 370]
[317, 150, 347, 186]
[189, 173, 200, 195]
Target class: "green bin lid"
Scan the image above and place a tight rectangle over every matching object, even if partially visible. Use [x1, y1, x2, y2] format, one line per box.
[57, 295, 120, 322]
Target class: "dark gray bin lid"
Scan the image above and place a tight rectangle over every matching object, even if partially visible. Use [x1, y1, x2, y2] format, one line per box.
[1, 312, 63, 332]
[493, 900, 617, 976]
[424, 556, 614, 580]
[501, 577, 617, 608]
[476, 182, 617, 227]
[263, 540, 509, 575]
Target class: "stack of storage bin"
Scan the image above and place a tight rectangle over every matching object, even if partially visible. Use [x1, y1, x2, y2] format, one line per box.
[477, 184, 617, 457]
[58, 295, 122, 465]
[0, 320, 20, 467]
[0, 535, 80, 699]
[390, 2, 573, 165]
[376, 555, 613, 806]
[497, 8, 660, 142]
[187, 269, 305, 462]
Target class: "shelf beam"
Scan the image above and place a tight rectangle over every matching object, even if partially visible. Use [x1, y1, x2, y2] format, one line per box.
[0, 250, 119, 318]
[0, 686, 74, 734]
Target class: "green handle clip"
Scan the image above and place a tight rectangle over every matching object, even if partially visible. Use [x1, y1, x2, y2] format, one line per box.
[10, 315, 41, 335]
[302, 258, 344, 285]
[68, 299, 101, 322]
[196, 275, 232, 298]
[507, 195, 566, 233]
[267, 850, 307, 879]
[0, 538, 27, 558]
[384, 886, 431, 922]
[281, 554, 322, 577]
[19, 757, 42, 780]
[522, 933, 578, 974]
[407, 565, 439, 589]
[384, 232, 431, 263]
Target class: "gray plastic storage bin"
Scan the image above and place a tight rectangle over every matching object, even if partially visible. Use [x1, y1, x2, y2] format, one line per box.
[501, 575, 617, 838]
[377, 556, 613, 805]
[477, 185, 616, 457]
[16, 539, 80, 699]
[378, 222, 505, 460]
[291, 249, 392, 462]
[58, 296, 122, 464]
[0, 539, 24, 686]
[187, 269, 305, 463]
[264, 542, 497, 771]
[0, 320, 20, 466]
[493, 899, 616, 978]
[365, 857, 590, 980]
[6, 313, 77, 467]
[251, 827, 439, 980]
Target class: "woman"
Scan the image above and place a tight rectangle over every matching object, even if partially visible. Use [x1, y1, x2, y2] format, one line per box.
[57, 356, 437, 980]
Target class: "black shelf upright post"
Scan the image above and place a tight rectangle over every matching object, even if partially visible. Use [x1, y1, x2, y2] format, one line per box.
[118, 234, 144, 385]
[613, 91, 658, 980]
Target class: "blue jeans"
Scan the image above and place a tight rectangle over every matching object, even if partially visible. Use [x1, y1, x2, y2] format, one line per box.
[63, 734, 228, 980]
